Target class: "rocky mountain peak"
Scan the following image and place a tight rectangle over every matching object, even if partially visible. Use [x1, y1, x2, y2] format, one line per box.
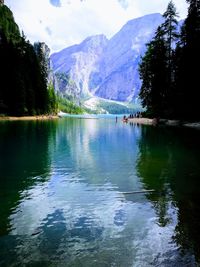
[51, 13, 165, 102]
[51, 34, 109, 98]
[81, 34, 108, 48]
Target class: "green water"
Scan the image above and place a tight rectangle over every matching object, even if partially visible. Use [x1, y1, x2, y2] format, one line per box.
[0, 118, 200, 267]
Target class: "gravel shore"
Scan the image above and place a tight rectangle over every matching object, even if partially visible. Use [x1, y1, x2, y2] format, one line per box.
[0, 115, 59, 121]
[127, 117, 200, 129]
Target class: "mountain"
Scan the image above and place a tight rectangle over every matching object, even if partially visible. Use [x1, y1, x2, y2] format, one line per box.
[92, 13, 163, 102]
[51, 35, 108, 100]
[51, 13, 164, 102]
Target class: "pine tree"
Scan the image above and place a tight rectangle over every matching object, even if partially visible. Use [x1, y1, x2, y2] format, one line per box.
[162, 1, 179, 61]
[161, 1, 179, 117]
[175, 0, 200, 120]
[139, 1, 178, 118]
[139, 27, 168, 118]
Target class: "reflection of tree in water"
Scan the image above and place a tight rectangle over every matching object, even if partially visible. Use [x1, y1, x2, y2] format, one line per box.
[136, 126, 175, 227]
[136, 125, 200, 263]
[173, 196, 200, 264]
[0, 120, 57, 235]
[171, 129, 200, 264]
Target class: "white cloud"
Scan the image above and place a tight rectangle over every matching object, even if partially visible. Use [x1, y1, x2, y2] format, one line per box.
[5, 0, 188, 53]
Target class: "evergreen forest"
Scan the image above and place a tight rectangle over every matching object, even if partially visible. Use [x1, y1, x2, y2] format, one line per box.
[0, 4, 57, 116]
[139, 0, 200, 121]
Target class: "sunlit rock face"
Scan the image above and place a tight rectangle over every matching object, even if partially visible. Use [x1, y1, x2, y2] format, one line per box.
[51, 13, 164, 102]
[34, 42, 59, 92]
[93, 13, 163, 101]
[51, 34, 108, 99]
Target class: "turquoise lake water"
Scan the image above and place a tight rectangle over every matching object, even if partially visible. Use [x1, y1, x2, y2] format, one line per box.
[0, 118, 200, 266]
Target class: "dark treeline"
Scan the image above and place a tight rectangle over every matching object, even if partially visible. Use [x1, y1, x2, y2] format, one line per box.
[139, 0, 200, 122]
[0, 4, 57, 116]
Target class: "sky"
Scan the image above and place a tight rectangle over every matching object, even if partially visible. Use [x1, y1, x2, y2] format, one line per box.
[5, 0, 188, 53]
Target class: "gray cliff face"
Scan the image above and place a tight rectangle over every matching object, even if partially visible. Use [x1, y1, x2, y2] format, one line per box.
[51, 34, 108, 99]
[92, 13, 163, 101]
[34, 42, 59, 91]
[49, 59, 59, 92]
[51, 13, 164, 102]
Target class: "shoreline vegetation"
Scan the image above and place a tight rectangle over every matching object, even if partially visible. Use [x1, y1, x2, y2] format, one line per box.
[139, 1, 200, 122]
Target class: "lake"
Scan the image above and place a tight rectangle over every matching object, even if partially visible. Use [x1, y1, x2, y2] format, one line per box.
[0, 118, 200, 267]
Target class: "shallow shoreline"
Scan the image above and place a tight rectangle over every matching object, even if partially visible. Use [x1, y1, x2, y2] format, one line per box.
[125, 118, 153, 125]
[127, 118, 200, 129]
[0, 115, 59, 121]
[1, 115, 200, 129]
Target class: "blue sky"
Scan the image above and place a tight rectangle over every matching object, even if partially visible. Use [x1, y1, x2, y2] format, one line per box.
[5, 0, 188, 53]
[50, 0, 62, 7]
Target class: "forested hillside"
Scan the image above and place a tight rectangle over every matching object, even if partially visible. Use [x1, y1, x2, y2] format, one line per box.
[0, 3, 57, 116]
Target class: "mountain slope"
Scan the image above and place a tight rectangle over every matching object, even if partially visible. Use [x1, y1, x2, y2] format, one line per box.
[51, 34, 108, 99]
[93, 13, 163, 101]
[51, 13, 164, 102]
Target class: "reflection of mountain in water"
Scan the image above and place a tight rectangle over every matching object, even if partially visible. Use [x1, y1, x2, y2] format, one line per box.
[1, 120, 200, 266]
[54, 119, 142, 191]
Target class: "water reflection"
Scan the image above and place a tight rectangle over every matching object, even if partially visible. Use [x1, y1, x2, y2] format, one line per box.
[1, 119, 200, 266]
[136, 125, 200, 265]
[0, 121, 57, 236]
[53, 119, 142, 191]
